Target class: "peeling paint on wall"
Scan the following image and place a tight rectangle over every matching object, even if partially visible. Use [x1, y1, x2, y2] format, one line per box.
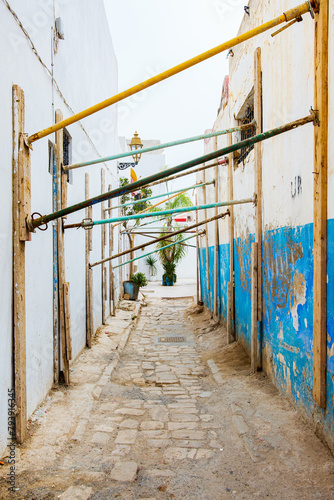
[290, 271, 307, 332]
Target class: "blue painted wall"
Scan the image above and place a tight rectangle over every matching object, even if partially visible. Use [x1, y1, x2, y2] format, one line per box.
[199, 220, 334, 449]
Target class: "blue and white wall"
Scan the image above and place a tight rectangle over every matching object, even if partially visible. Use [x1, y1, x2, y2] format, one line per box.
[0, 0, 119, 456]
[198, 0, 334, 451]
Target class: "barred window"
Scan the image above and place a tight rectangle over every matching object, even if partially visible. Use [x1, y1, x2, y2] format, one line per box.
[234, 89, 255, 167]
[63, 129, 73, 184]
[237, 106, 255, 164]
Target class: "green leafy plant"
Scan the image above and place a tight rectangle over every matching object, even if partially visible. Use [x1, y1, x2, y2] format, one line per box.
[155, 192, 193, 285]
[119, 178, 153, 274]
[145, 255, 158, 276]
[162, 261, 177, 285]
[130, 272, 148, 288]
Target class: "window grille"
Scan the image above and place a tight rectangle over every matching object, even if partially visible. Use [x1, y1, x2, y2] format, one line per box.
[48, 140, 54, 174]
[237, 106, 255, 165]
[63, 129, 73, 184]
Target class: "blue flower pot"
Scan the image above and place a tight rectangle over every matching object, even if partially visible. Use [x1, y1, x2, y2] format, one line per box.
[162, 274, 176, 286]
[123, 281, 139, 300]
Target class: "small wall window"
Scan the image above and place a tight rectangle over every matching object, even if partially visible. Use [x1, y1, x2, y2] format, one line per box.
[238, 106, 255, 164]
[63, 128, 73, 184]
[48, 140, 54, 175]
[234, 89, 255, 166]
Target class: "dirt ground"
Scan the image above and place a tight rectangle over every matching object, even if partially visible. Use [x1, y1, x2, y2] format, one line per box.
[1, 297, 334, 500]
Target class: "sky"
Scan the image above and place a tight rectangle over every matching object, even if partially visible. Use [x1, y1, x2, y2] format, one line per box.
[103, 0, 245, 172]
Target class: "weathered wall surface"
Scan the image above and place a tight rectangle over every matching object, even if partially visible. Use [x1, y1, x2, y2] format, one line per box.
[0, 0, 119, 456]
[198, 0, 334, 450]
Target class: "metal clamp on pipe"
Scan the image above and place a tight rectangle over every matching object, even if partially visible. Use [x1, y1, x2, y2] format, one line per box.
[271, 16, 303, 37]
[310, 107, 320, 127]
[306, 0, 318, 19]
[81, 218, 93, 229]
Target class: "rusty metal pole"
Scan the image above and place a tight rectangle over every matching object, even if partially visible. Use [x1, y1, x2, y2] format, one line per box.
[90, 211, 230, 268]
[28, 114, 316, 231]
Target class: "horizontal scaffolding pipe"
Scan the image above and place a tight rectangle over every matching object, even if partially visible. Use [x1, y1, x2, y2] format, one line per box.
[28, 113, 315, 231]
[122, 230, 197, 235]
[28, 2, 311, 144]
[83, 198, 253, 228]
[113, 233, 202, 270]
[64, 123, 254, 171]
[145, 159, 228, 190]
[105, 181, 213, 213]
[90, 211, 230, 268]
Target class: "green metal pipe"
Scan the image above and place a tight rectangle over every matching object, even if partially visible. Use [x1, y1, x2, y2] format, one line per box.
[83, 197, 255, 228]
[112, 233, 200, 270]
[89, 210, 229, 268]
[64, 123, 254, 171]
[27, 114, 314, 231]
[105, 181, 212, 213]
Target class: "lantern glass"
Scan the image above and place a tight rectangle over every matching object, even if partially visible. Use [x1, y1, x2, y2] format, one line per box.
[129, 131, 143, 164]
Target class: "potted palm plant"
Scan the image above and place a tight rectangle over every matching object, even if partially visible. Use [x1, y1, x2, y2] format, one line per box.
[156, 191, 193, 286]
[123, 272, 148, 300]
[162, 261, 177, 286]
[145, 255, 158, 277]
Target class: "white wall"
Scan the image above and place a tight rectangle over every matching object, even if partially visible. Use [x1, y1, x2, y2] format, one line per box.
[0, 0, 118, 456]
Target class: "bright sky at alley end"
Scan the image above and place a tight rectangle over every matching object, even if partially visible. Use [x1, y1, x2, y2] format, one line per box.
[103, 0, 244, 170]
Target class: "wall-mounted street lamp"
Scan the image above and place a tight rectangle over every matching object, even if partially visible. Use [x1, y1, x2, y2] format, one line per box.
[118, 131, 143, 171]
[129, 131, 143, 164]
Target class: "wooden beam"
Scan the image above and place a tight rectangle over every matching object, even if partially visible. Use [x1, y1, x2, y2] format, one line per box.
[52, 142, 59, 384]
[202, 166, 211, 298]
[56, 109, 70, 385]
[227, 133, 235, 342]
[313, 0, 328, 408]
[254, 48, 263, 328]
[254, 47, 263, 369]
[130, 235, 135, 276]
[12, 85, 27, 443]
[108, 185, 116, 316]
[214, 137, 219, 318]
[63, 282, 72, 361]
[196, 194, 200, 305]
[251, 242, 258, 373]
[101, 168, 107, 324]
[85, 173, 94, 347]
[227, 282, 234, 344]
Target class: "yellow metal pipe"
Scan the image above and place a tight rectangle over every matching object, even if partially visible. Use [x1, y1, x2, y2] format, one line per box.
[28, 2, 311, 144]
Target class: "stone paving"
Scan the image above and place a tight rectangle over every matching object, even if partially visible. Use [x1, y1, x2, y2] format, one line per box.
[1, 296, 334, 500]
[108, 298, 221, 464]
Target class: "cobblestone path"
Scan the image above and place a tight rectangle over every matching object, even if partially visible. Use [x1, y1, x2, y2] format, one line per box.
[1, 297, 334, 500]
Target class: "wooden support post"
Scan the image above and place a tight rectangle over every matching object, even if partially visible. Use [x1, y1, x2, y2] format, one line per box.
[214, 137, 220, 318]
[118, 213, 123, 296]
[108, 185, 116, 316]
[56, 109, 70, 385]
[254, 47, 263, 369]
[101, 169, 107, 324]
[63, 282, 72, 361]
[130, 234, 135, 276]
[195, 194, 200, 305]
[227, 282, 234, 344]
[85, 173, 92, 347]
[52, 144, 59, 385]
[12, 85, 28, 443]
[227, 133, 235, 342]
[202, 166, 211, 300]
[313, 0, 328, 408]
[251, 242, 258, 373]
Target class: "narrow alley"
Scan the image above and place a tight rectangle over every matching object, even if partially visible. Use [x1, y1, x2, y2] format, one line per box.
[2, 295, 333, 500]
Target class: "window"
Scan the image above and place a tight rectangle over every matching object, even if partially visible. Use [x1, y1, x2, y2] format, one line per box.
[234, 90, 255, 166]
[238, 106, 255, 164]
[48, 140, 54, 175]
[63, 128, 73, 184]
